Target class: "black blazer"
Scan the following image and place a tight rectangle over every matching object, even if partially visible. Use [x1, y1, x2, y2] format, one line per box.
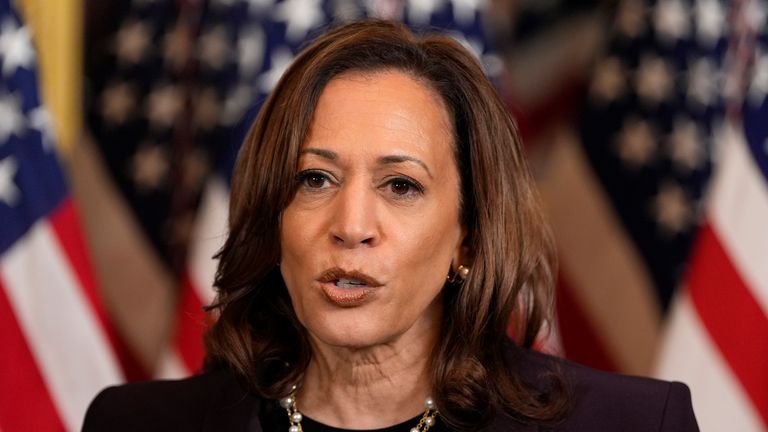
[83, 348, 698, 431]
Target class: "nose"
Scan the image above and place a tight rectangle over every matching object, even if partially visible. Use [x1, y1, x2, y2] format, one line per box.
[329, 179, 379, 248]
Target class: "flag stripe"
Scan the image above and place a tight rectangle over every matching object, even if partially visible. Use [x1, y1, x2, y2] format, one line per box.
[176, 274, 208, 373]
[687, 224, 768, 425]
[0, 279, 65, 432]
[656, 293, 765, 432]
[188, 177, 228, 305]
[555, 276, 617, 372]
[0, 214, 122, 431]
[49, 199, 148, 381]
[537, 130, 661, 374]
[709, 128, 768, 316]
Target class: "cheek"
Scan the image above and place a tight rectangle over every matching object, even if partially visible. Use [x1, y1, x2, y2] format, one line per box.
[278, 210, 311, 305]
[391, 209, 462, 286]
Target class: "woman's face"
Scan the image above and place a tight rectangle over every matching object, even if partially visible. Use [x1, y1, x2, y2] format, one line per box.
[279, 71, 465, 350]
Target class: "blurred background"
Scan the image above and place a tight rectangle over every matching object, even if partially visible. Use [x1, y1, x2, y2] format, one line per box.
[1, 0, 766, 430]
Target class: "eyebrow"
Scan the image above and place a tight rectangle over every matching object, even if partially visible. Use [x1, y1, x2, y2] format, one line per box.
[301, 148, 337, 160]
[378, 155, 433, 179]
[300, 148, 433, 178]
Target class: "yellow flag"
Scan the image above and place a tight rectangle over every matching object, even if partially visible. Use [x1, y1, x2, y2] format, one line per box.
[17, 0, 82, 157]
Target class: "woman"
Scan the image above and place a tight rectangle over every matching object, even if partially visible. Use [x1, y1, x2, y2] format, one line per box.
[84, 20, 698, 431]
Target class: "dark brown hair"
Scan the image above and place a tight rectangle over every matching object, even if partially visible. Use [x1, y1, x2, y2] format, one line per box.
[205, 19, 568, 430]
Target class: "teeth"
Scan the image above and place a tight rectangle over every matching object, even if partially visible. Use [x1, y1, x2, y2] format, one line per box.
[336, 278, 366, 288]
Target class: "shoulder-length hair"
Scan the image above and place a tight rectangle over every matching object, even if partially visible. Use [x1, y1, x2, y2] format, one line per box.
[205, 19, 567, 430]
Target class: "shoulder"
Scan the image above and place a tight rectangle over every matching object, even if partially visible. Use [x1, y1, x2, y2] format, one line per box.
[506, 348, 699, 431]
[82, 369, 258, 432]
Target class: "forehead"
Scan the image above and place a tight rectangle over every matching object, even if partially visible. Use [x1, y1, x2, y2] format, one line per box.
[304, 70, 455, 159]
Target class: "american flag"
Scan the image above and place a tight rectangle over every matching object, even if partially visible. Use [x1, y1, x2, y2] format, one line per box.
[656, 0, 768, 429]
[84, 0, 504, 378]
[558, 0, 727, 374]
[518, 0, 767, 429]
[0, 1, 124, 430]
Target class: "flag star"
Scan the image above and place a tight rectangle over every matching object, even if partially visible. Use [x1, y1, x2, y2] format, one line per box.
[114, 19, 152, 65]
[0, 17, 35, 76]
[0, 92, 24, 143]
[28, 106, 56, 151]
[100, 81, 136, 125]
[365, 0, 400, 19]
[194, 87, 221, 131]
[694, 0, 725, 47]
[616, 0, 647, 38]
[650, 181, 694, 235]
[449, 32, 483, 59]
[273, 0, 326, 43]
[146, 84, 183, 129]
[590, 57, 627, 104]
[333, 0, 364, 21]
[686, 57, 719, 108]
[450, 0, 482, 27]
[259, 48, 295, 93]
[130, 144, 168, 191]
[635, 54, 674, 105]
[748, 51, 768, 107]
[245, 0, 275, 15]
[163, 22, 192, 72]
[199, 26, 232, 70]
[667, 118, 705, 171]
[221, 83, 253, 126]
[744, 0, 767, 33]
[0, 156, 20, 206]
[654, 0, 691, 44]
[482, 53, 504, 78]
[407, 0, 445, 24]
[615, 118, 658, 168]
[237, 25, 266, 78]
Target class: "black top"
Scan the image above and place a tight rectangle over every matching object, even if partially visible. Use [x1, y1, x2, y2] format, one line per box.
[82, 346, 699, 431]
[259, 399, 450, 432]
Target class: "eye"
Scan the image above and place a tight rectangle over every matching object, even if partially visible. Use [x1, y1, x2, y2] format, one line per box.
[296, 170, 334, 190]
[386, 177, 424, 198]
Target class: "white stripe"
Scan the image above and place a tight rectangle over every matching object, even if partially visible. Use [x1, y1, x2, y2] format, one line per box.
[155, 347, 190, 380]
[655, 293, 765, 432]
[189, 177, 229, 305]
[708, 123, 768, 317]
[0, 220, 123, 431]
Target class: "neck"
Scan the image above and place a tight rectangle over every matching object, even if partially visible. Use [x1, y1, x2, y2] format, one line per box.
[296, 325, 439, 429]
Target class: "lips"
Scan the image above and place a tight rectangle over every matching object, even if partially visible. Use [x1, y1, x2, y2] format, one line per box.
[317, 267, 383, 307]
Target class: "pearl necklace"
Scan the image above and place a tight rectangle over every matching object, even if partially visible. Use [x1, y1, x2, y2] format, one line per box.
[280, 390, 439, 432]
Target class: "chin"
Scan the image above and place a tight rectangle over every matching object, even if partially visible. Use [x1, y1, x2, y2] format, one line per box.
[305, 313, 401, 350]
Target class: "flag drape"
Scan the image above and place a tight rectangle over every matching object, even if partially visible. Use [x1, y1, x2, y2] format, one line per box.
[0, 1, 124, 430]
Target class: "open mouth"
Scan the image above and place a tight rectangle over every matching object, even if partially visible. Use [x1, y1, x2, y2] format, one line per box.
[335, 277, 368, 288]
[317, 267, 383, 307]
[317, 267, 383, 288]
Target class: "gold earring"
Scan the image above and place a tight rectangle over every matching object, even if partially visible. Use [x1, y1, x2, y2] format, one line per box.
[447, 265, 470, 283]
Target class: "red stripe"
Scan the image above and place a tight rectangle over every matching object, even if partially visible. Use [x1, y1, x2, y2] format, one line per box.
[0, 279, 66, 431]
[175, 273, 210, 374]
[687, 224, 768, 425]
[555, 273, 618, 372]
[48, 199, 149, 381]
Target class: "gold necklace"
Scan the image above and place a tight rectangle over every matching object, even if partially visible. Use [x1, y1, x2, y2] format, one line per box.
[280, 390, 439, 432]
